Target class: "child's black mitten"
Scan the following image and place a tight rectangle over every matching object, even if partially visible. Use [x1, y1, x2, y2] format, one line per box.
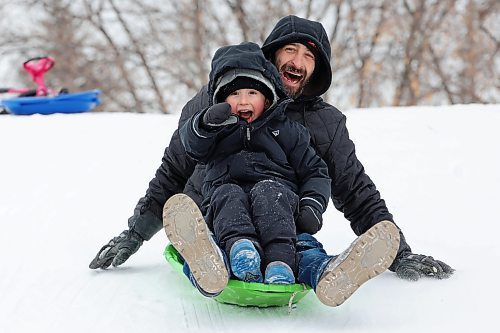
[296, 204, 323, 234]
[201, 103, 237, 129]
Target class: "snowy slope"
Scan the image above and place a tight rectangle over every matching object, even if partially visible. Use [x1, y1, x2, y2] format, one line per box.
[0, 104, 499, 333]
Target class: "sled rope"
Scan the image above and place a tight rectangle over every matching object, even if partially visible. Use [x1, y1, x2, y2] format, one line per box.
[287, 283, 307, 315]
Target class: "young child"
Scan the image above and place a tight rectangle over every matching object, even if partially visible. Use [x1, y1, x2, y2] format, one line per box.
[168, 42, 330, 292]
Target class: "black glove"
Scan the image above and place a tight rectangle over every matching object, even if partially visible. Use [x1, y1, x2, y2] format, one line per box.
[201, 103, 237, 129]
[89, 229, 144, 269]
[296, 205, 323, 234]
[391, 252, 454, 281]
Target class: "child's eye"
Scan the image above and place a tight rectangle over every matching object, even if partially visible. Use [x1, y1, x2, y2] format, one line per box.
[230, 91, 239, 96]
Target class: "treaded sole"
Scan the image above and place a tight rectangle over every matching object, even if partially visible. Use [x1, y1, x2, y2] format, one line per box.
[316, 220, 400, 307]
[163, 194, 229, 295]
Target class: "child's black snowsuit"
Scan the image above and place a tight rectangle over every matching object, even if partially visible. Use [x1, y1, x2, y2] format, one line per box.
[179, 42, 331, 274]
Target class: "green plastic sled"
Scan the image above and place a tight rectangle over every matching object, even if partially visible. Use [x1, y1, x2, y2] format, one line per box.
[163, 244, 311, 307]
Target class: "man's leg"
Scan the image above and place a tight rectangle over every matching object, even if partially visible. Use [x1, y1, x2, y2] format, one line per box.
[296, 233, 334, 289]
[163, 194, 229, 297]
[297, 221, 400, 307]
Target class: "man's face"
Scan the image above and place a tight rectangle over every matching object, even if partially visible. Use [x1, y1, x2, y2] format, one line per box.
[274, 43, 316, 98]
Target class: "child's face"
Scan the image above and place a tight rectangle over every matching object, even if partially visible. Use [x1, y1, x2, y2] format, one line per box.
[225, 88, 269, 123]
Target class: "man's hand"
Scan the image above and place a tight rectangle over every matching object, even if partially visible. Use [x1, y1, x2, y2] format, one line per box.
[89, 229, 144, 269]
[201, 103, 238, 129]
[391, 252, 454, 281]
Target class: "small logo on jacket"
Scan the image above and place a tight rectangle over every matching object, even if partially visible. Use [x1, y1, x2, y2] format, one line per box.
[272, 130, 280, 137]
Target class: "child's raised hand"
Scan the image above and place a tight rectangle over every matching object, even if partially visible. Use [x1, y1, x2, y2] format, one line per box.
[201, 103, 238, 129]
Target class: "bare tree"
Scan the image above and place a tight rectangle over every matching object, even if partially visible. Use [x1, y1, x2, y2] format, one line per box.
[352, 1, 390, 108]
[0, 0, 497, 112]
[35, 1, 95, 93]
[454, 0, 497, 103]
[81, 0, 146, 112]
[391, 0, 454, 106]
[107, 0, 169, 113]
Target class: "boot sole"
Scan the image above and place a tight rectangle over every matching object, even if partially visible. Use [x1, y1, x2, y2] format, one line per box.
[163, 194, 229, 295]
[316, 220, 400, 307]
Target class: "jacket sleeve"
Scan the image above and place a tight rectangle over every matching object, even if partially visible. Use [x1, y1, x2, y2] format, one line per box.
[179, 108, 224, 163]
[128, 86, 210, 240]
[287, 122, 331, 213]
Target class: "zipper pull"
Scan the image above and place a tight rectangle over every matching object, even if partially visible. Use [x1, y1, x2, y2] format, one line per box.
[246, 127, 251, 141]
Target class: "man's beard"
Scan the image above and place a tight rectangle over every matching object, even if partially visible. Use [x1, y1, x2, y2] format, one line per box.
[279, 63, 310, 99]
[283, 80, 308, 99]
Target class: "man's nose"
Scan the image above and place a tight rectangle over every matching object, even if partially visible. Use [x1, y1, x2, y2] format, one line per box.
[290, 53, 305, 70]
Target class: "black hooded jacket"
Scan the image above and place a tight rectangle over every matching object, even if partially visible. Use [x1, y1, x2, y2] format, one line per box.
[129, 15, 411, 259]
[179, 42, 330, 215]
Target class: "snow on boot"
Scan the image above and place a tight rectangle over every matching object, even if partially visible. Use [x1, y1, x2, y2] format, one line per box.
[163, 194, 229, 297]
[264, 261, 295, 284]
[229, 239, 263, 283]
[316, 220, 400, 307]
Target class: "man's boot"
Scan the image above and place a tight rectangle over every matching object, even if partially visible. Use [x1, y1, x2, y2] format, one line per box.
[163, 194, 229, 297]
[316, 221, 400, 306]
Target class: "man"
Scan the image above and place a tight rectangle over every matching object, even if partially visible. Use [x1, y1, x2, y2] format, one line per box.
[90, 15, 453, 306]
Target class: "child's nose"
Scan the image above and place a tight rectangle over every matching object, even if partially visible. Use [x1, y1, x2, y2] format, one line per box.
[238, 94, 249, 104]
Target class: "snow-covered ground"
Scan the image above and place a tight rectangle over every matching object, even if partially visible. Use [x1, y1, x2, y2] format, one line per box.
[0, 104, 498, 333]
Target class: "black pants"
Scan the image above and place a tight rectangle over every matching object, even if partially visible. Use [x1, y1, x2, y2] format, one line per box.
[206, 180, 299, 274]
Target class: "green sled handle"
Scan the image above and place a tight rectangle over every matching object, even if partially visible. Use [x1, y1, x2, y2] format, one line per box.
[164, 244, 312, 307]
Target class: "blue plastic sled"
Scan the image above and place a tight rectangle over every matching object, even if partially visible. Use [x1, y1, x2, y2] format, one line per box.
[1, 89, 101, 115]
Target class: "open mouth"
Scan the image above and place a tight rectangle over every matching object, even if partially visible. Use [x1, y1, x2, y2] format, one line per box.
[237, 110, 253, 120]
[282, 71, 304, 85]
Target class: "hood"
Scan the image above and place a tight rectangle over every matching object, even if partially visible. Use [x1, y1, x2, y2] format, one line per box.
[208, 42, 287, 106]
[261, 15, 332, 97]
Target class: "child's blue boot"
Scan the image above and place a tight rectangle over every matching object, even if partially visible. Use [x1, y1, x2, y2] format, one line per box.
[264, 261, 295, 284]
[229, 239, 263, 283]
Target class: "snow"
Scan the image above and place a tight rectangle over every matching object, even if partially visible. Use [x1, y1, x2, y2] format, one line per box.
[1, 103, 499, 332]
